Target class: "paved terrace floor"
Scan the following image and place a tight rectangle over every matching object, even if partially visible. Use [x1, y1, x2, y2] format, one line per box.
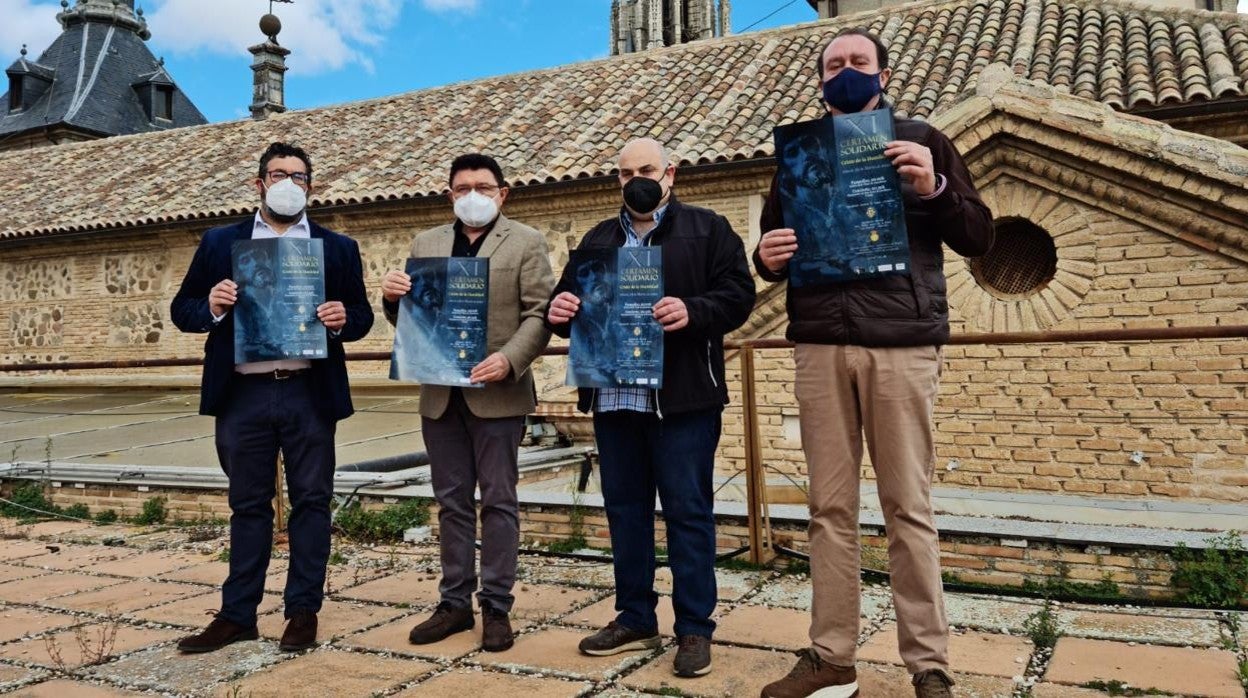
[0, 520, 1243, 697]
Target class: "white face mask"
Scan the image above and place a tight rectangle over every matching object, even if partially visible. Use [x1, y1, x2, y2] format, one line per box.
[264, 177, 307, 218]
[453, 191, 499, 228]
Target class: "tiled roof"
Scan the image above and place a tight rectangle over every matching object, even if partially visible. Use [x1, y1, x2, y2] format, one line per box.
[0, 3, 206, 142]
[1, 0, 1245, 240]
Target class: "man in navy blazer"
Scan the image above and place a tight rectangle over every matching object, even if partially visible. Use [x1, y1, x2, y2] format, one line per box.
[170, 142, 373, 654]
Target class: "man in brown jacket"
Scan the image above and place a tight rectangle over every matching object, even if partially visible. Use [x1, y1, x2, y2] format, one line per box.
[754, 29, 993, 698]
[381, 153, 554, 653]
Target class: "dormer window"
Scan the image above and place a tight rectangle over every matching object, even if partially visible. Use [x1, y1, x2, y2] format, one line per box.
[7, 75, 20, 111]
[156, 85, 173, 120]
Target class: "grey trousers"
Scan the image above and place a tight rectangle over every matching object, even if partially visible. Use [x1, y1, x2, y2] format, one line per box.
[422, 389, 525, 613]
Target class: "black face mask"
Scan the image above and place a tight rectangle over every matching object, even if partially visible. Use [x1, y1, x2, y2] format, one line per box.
[623, 176, 666, 215]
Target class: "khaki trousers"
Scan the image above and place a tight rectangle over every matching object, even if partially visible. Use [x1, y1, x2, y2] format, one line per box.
[795, 343, 947, 674]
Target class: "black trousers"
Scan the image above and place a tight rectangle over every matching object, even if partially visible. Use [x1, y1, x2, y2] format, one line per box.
[214, 372, 336, 626]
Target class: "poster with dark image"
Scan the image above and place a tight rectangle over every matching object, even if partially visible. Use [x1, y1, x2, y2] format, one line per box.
[566, 246, 663, 389]
[773, 109, 911, 286]
[231, 237, 327, 364]
[390, 257, 489, 387]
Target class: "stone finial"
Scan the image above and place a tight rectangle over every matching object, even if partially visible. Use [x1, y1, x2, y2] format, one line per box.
[19, 44, 27, 58]
[249, 15, 290, 120]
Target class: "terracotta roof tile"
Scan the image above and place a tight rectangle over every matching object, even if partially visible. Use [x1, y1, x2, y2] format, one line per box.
[1, 0, 1246, 240]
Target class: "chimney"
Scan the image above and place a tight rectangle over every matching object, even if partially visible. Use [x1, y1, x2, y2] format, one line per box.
[248, 13, 289, 120]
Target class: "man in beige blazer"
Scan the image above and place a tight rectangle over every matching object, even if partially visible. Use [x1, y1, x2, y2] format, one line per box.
[381, 153, 554, 653]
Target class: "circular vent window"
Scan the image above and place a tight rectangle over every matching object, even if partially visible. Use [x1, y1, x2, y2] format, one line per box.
[970, 218, 1057, 299]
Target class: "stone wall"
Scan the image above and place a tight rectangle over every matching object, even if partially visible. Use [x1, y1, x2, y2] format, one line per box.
[1, 163, 1246, 503]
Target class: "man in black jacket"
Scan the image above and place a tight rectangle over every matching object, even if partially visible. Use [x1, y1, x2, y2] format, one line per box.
[754, 30, 993, 698]
[170, 142, 374, 655]
[546, 138, 755, 678]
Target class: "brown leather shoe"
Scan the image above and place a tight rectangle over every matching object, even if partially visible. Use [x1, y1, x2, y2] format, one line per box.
[279, 610, 318, 652]
[913, 668, 955, 698]
[577, 620, 661, 656]
[408, 602, 474, 645]
[177, 615, 258, 654]
[760, 648, 858, 698]
[673, 634, 712, 677]
[480, 602, 514, 652]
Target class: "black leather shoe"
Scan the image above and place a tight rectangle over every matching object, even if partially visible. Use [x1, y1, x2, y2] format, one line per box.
[279, 610, 318, 652]
[480, 602, 514, 652]
[177, 615, 259, 654]
[408, 602, 474, 644]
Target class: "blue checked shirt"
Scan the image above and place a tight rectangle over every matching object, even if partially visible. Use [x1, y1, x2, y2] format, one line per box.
[594, 204, 668, 414]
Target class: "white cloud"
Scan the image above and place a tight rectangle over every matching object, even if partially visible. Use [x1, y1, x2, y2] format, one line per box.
[421, 0, 478, 11]
[0, 0, 63, 62]
[144, 0, 407, 75]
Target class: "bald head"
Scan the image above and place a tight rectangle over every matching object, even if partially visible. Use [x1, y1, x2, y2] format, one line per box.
[620, 138, 669, 171]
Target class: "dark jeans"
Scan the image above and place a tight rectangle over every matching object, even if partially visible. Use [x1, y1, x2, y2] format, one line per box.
[423, 389, 525, 613]
[593, 408, 721, 639]
[214, 372, 336, 626]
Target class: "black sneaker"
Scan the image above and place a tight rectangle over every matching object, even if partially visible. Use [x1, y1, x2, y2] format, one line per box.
[408, 601, 474, 644]
[577, 620, 661, 656]
[673, 634, 712, 677]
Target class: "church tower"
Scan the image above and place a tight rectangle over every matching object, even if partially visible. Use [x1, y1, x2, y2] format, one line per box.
[0, 0, 207, 151]
[610, 0, 732, 55]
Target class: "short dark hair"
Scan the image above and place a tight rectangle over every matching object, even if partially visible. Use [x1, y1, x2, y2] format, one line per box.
[816, 28, 890, 80]
[449, 153, 506, 189]
[258, 142, 313, 183]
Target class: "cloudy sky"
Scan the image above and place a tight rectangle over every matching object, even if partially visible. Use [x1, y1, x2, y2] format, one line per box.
[2, 0, 1244, 122]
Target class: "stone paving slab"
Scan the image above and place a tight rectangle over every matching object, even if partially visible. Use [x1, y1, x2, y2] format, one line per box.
[1055, 607, 1226, 647]
[0, 572, 123, 604]
[16, 543, 138, 571]
[1045, 636, 1243, 697]
[395, 666, 593, 697]
[945, 592, 1046, 634]
[4, 678, 148, 697]
[511, 582, 599, 622]
[88, 641, 288, 695]
[159, 559, 288, 590]
[566, 594, 690, 637]
[0, 624, 179, 669]
[858, 624, 1034, 678]
[341, 613, 537, 661]
[0, 539, 50, 561]
[126, 590, 283, 628]
[322, 562, 387, 595]
[45, 580, 206, 614]
[1031, 684, 1117, 697]
[0, 605, 82, 643]
[649, 568, 769, 602]
[619, 643, 797, 697]
[0, 563, 43, 584]
[714, 604, 810, 650]
[334, 568, 441, 606]
[476, 626, 651, 680]
[211, 648, 436, 697]
[256, 599, 406, 642]
[88, 549, 209, 578]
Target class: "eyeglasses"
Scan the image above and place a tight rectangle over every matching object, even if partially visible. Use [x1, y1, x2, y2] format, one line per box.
[451, 184, 501, 197]
[265, 170, 310, 185]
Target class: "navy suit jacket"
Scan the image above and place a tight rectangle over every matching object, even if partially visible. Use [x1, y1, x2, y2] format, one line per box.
[171, 217, 374, 421]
